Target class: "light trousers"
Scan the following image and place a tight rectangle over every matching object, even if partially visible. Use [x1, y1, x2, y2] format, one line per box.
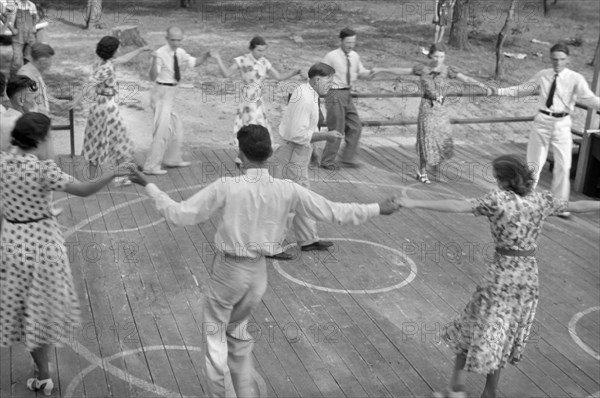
[143, 84, 185, 171]
[272, 141, 318, 246]
[527, 113, 573, 201]
[201, 253, 267, 398]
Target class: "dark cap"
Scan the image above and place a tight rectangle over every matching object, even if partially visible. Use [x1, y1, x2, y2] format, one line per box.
[30, 43, 55, 60]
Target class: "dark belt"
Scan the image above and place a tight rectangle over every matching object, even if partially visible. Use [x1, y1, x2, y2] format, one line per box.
[496, 247, 536, 257]
[157, 82, 177, 87]
[540, 109, 569, 118]
[5, 216, 51, 224]
[331, 87, 350, 91]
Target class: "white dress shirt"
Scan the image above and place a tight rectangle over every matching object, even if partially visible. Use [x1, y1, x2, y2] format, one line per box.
[498, 68, 600, 113]
[154, 44, 197, 84]
[145, 168, 380, 258]
[279, 82, 319, 145]
[322, 48, 370, 89]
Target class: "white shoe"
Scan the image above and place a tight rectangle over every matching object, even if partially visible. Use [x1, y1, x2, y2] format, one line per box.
[114, 176, 132, 186]
[557, 211, 571, 219]
[27, 378, 53, 396]
[432, 389, 466, 398]
[164, 161, 191, 168]
[143, 168, 168, 175]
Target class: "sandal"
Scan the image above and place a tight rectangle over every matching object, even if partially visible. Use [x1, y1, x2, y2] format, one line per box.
[27, 378, 54, 396]
[416, 173, 431, 184]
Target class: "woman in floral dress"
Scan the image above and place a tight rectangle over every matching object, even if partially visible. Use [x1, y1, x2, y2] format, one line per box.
[373, 43, 490, 183]
[79, 36, 150, 183]
[212, 36, 301, 165]
[397, 154, 600, 398]
[0, 113, 133, 396]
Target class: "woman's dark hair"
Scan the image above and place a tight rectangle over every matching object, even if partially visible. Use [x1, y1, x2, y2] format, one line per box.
[237, 124, 272, 162]
[249, 36, 267, 50]
[96, 36, 120, 60]
[492, 154, 535, 197]
[428, 43, 447, 58]
[10, 112, 52, 150]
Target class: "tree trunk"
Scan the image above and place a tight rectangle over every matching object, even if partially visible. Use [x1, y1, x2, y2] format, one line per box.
[112, 26, 147, 48]
[448, 0, 470, 50]
[84, 0, 102, 29]
[543, 0, 549, 16]
[495, 0, 517, 79]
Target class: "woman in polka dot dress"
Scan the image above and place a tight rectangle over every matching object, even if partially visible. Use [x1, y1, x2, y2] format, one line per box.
[79, 36, 150, 183]
[0, 113, 133, 396]
[212, 36, 301, 166]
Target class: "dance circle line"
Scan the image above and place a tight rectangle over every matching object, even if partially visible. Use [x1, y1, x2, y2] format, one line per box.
[568, 306, 600, 361]
[273, 238, 417, 294]
[58, 184, 207, 238]
[64, 338, 267, 398]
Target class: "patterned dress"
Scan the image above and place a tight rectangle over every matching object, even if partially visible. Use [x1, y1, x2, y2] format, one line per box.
[231, 53, 273, 144]
[413, 64, 459, 167]
[445, 189, 567, 374]
[0, 151, 81, 351]
[82, 59, 134, 166]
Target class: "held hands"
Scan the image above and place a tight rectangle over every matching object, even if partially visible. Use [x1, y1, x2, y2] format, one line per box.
[127, 167, 149, 187]
[379, 195, 402, 215]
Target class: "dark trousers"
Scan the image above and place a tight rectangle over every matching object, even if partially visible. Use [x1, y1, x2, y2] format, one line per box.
[321, 89, 362, 166]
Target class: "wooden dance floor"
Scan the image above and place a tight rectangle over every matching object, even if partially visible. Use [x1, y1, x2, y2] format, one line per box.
[2, 142, 599, 398]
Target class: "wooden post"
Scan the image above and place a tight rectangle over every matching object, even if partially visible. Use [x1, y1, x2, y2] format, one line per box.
[574, 40, 600, 193]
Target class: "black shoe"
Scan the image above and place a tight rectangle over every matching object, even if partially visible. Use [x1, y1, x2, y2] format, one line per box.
[301, 241, 334, 251]
[340, 161, 361, 169]
[320, 163, 339, 171]
[266, 252, 294, 260]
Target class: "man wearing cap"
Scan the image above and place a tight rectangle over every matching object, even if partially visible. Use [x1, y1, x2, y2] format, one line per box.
[495, 43, 600, 218]
[16, 42, 62, 116]
[320, 27, 375, 170]
[143, 26, 210, 175]
[0, 73, 39, 150]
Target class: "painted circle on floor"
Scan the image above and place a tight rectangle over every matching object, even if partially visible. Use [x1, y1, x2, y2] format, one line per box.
[273, 238, 417, 294]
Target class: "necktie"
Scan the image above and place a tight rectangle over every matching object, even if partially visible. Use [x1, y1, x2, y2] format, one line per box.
[174, 51, 181, 82]
[346, 53, 351, 88]
[545, 74, 558, 109]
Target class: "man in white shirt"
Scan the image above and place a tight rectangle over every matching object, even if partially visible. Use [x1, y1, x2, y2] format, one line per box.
[128, 124, 399, 398]
[495, 43, 600, 218]
[143, 26, 210, 175]
[321, 27, 375, 170]
[272, 62, 343, 257]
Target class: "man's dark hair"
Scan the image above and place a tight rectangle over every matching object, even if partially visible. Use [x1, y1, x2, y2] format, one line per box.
[236, 125, 272, 163]
[249, 36, 267, 50]
[308, 62, 335, 79]
[550, 43, 570, 56]
[339, 28, 356, 40]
